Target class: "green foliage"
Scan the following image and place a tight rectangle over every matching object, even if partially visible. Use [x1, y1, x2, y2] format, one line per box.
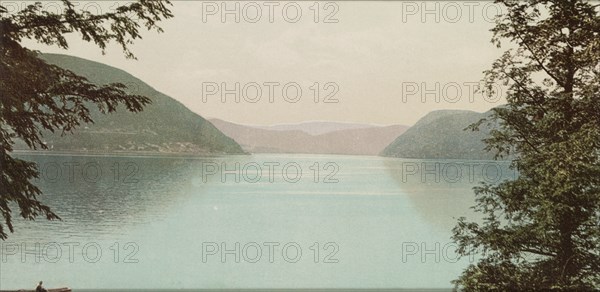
[380, 110, 498, 160]
[30, 54, 245, 155]
[453, 0, 600, 289]
[0, 0, 172, 239]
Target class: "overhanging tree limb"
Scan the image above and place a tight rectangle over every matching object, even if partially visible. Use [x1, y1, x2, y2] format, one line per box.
[0, 0, 172, 240]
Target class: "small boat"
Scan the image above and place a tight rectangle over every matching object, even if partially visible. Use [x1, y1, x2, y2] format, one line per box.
[0, 288, 71, 292]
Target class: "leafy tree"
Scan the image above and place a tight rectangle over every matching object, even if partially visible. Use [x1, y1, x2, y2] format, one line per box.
[453, 0, 600, 289]
[0, 0, 172, 239]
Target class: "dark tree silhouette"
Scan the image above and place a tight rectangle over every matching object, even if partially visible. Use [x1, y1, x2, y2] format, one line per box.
[453, 0, 600, 289]
[0, 0, 172, 239]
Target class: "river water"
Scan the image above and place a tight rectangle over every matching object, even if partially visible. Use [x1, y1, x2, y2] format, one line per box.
[0, 153, 516, 289]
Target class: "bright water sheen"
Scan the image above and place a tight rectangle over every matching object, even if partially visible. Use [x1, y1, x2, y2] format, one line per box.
[0, 153, 515, 289]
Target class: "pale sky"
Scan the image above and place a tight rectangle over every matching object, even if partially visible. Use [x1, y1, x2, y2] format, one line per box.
[18, 1, 508, 126]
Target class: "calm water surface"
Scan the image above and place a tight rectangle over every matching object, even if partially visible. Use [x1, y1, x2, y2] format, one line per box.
[0, 153, 515, 289]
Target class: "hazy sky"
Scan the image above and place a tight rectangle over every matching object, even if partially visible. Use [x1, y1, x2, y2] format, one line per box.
[19, 1, 509, 126]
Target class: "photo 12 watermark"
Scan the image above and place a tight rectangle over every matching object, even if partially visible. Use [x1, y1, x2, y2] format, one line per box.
[198, 161, 340, 184]
[1, 241, 140, 264]
[200, 2, 340, 23]
[2, 1, 146, 19]
[400, 1, 504, 24]
[201, 241, 340, 264]
[35, 161, 140, 184]
[201, 81, 340, 104]
[400, 81, 504, 104]
[401, 241, 475, 264]
[396, 161, 518, 184]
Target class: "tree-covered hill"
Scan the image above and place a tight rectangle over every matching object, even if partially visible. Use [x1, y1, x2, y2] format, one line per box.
[380, 110, 498, 160]
[15, 54, 245, 155]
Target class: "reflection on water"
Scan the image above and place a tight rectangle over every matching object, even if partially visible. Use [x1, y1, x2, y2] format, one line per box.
[383, 158, 516, 231]
[1, 153, 514, 289]
[8, 154, 228, 242]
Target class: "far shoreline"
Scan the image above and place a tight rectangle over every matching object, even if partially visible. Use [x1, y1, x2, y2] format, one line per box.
[11, 149, 249, 159]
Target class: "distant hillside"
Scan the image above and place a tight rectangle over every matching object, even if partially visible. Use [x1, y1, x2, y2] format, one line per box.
[15, 54, 244, 154]
[253, 121, 378, 135]
[380, 110, 498, 160]
[210, 119, 408, 155]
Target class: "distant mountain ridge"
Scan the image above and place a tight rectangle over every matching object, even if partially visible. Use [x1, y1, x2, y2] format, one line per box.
[251, 121, 384, 135]
[209, 119, 408, 155]
[381, 109, 499, 160]
[14, 54, 244, 155]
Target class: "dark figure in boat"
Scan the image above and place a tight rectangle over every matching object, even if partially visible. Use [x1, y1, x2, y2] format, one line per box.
[36, 281, 48, 292]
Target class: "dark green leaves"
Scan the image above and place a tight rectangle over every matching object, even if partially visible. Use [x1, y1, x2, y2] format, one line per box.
[454, 0, 600, 289]
[0, 0, 172, 239]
